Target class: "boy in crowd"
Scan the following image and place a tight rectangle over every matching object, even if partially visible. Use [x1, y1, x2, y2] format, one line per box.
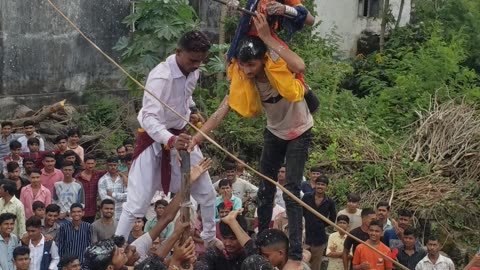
[21, 158, 36, 179]
[396, 227, 427, 270]
[0, 121, 22, 173]
[92, 199, 117, 244]
[215, 179, 242, 221]
[0, 180, 26, 236]
[3, 140, 24, 176]
[301, 167, 323, 195]
[326, 214, 350, 270]
[62, 151, 82, 176]
[352, 220, 393, 270]
[0, 212, 20, 270]
[337, 193, 362, 230]
[17, 121, 45, 153]
[76, 154, 106, 223]
[383, 209, 413, 249]
[415, 236, 455, 270]
[99, 157, 127, 221]
[144, 199, 174, 242]
[302, 176, 336, 270]
[66, 128, 84, 162]
[213, 161, 258, 202]
[343, 208, 377, 270]
[39, 153, 64, 194]
[5, 161, 30, 198]
[25, 216, 60, 270]
[32, 201, 46, 219]
[376, 201, 393, 231]
[43, 204, 61, 240]
[54, 134, 68, 170]
[20, 169, 52, 219]
[21, 138, 46, 169]
[56, 203, 91, 266]
[58, 255, 81, 270]
[53, 161, 85, 223]
[13, 246, 31, 270]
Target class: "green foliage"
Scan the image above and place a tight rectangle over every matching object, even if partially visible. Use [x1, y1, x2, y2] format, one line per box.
[113, 0, 198, 94]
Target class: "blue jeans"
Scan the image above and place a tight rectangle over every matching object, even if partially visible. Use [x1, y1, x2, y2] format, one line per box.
[257, 128, 311, 261]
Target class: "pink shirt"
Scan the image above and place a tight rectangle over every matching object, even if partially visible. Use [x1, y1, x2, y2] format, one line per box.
[20, 184, 52, 219]
[40, 168, 64, 194]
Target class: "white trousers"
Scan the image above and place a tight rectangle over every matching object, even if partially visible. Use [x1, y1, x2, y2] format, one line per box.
[115, 143, 216, 242]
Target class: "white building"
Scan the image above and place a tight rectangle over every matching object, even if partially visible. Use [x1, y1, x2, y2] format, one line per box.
[314, 0, 411, 56]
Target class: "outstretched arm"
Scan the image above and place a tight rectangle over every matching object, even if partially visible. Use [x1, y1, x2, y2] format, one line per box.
[221, 209, 251, 247]
[190, 95, 230, 148]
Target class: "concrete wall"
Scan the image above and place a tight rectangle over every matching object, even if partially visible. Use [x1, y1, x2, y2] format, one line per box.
[0, 0, 130, 108]
[314, 0, 411, 57]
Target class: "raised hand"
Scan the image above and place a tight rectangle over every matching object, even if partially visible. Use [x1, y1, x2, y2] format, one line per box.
[221, 208, 244, 225]
[190, 158, 212, 182]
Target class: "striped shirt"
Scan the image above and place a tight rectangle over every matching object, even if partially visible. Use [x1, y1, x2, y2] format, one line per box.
[98, 173, 127, 220]
[57, 221, 92, 265]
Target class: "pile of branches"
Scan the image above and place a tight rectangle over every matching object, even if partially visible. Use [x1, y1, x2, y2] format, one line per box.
[5, 100, 100, 150]
[409, 99, 480, 180]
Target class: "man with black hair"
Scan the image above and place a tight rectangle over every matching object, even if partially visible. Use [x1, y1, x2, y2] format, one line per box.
[17, 121, 45, 153]
[58, 255, 81, 270]
[5, 161, 30, 198]
[43, 204, 61, 240]
[301, 167, 323, 195]
[195, 210, 257, 270]
[302, 176, 336, 270]
[123, 138, 134, 155]
[0, 212, 20, 270]
[192, 12, 312, 270]
[76, 154, 106, 223]
[92, 199, 117, 244]
[53, 161, 85, 223]
[66, 128, 84, 162]
[62, 151, 82, 176]
[39, 153, 64, 194]
[116, 30, 221, 250]
[22, 158, 36, 179]
[3, 140, 24, 177]
[0, 180, 26, 236]
[13, 246, 32, 270]
[116, 145, 128, 173]
[1, 122, 22, 174]
[143, 199, 174, 242]
[25, 216, 60, 270]
[352, 220, 393, 270]
[415, 236, 455, 270]
[21, 138, 48, 169]
[54, 134, 69, 170]
[343, 208, 377, 270]
[213, 161, 258, 202]
[256, 228, 310, 270]
[376, 201, 393, 231]
[20, 169, 51, 219]
[84, 238, 129, 270]
[337, 193, 362, 231]
[99, 157, 127, 221]
[56, 203, 91, 266]
[383, 209, 413, 248]
[215, 179, 242, 221]
[396, 227, 427, 270]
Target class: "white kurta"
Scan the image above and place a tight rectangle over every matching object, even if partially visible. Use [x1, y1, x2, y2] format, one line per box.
[115, 54, 216, 242]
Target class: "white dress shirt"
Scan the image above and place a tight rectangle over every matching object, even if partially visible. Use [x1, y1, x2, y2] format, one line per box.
[415, 254, 455, 270]
[29, 235, 60, 270]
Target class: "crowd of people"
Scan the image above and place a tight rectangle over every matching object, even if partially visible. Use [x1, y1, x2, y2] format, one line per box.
[0, 120, 479, 270]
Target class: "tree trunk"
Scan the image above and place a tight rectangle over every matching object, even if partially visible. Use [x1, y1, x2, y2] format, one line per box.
[5, 100, 66, 127]
[179, 150, 191, 268]
[395, 0, 405, 28]
[380, 0, 390, 52]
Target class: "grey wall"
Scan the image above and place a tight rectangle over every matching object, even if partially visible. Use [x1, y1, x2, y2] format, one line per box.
[0, 0, 221, 112]
[0, 0, 130, 108]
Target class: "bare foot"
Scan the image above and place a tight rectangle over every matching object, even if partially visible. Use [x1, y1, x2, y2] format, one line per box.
[284, 259, 303, 270]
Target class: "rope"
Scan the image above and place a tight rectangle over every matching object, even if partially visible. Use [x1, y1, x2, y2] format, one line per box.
[44, 1, 408, 269]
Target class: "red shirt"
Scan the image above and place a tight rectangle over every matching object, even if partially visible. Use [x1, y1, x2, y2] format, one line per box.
[76, 170, 106, 217]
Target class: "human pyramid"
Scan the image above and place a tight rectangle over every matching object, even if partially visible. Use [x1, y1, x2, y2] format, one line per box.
[0, 0, 476, 269]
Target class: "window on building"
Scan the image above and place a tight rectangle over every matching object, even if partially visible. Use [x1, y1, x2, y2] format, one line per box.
[358, 0, 381, 17]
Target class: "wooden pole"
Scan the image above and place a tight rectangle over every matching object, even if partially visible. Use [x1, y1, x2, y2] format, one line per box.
[178, 150, 191, 269]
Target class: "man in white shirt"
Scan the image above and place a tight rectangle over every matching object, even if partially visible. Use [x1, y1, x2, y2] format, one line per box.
[213, 161, 258, 202]
[336, 193, 362, 231]
[416, 236, 455, 270]
[26, 216, 60, 270]
[98, 157, 127, 221]
[115, 30, 220, 249]
[17, 121, 45, 153]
